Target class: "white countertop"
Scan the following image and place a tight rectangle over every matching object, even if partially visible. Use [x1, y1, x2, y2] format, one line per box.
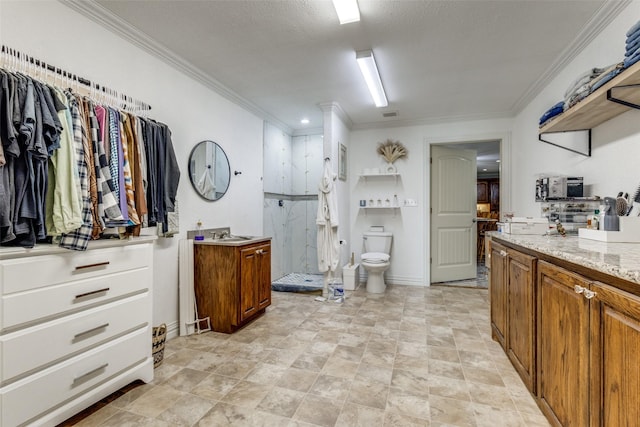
[0, 235, 157, 260]
[194, 236, 271, 247]
[488, 231, 640, 285]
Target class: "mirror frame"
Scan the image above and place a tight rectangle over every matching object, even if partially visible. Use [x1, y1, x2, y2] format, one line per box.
[188, 140, 231, 201]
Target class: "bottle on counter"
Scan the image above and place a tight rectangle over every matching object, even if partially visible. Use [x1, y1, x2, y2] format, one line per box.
[587, 210, 599, 230]
[194, 220, 205, 241]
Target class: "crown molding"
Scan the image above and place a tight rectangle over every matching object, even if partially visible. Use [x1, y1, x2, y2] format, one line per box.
[318, 101, 353, 129]
[510, 0, 631, 113]
[58, 0, 293, 135]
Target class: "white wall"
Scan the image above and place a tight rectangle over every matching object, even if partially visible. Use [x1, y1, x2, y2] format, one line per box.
[322, 104, 352, 271]
[349, 118, 513, 286]
[1, 1, 265, 333]
[511, 2, 640, 217]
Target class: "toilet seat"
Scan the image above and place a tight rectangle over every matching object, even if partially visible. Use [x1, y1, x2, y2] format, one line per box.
[362, 252, 390, 263]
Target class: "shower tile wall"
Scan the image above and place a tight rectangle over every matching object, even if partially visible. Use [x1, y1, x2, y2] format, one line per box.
[263, 122, 323, 280]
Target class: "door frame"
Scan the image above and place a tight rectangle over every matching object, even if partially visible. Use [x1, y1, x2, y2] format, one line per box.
[424, 132, 511, 285]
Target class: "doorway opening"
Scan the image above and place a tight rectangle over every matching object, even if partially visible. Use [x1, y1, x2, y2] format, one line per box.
[429, 138, 503, 288]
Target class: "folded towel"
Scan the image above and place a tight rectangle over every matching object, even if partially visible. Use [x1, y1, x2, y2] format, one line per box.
[590, 68, 623, 92]
[627, 40, 640, 57]
[626, 20, 640, 37]
[539, 101, 565, 126]
[564, 67, 606, 98]
[624, 50, 640, 68]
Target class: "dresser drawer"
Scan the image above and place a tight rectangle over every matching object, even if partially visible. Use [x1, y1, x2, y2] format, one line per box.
[0, 328, 149, 427]
[0, 244, 151, 294]
[1, 267, 150, 332]
[0, 293, 150, 384]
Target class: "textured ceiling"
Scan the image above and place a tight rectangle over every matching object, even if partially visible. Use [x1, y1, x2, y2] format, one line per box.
[87, 0, 614, 134]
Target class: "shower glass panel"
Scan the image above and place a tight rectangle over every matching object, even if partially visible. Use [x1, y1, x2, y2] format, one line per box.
[263, 122, 323, 280]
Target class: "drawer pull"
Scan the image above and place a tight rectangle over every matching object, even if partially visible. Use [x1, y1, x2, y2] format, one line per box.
[583, 289, 597, 299]
[574, 285, 585, 294]
[74, 287, 110, 300]
[74, 261, 110, 271]
[72, 363, 109, 387]
[73, 323, 110, 341]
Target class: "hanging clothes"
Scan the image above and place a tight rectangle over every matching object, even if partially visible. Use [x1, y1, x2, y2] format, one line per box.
[0, 63, 180, 250]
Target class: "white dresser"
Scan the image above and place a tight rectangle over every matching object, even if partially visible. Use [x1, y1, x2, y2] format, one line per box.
[0, 237, 155, 427]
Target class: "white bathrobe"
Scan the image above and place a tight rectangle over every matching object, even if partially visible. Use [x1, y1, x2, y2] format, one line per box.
[316, 159, 340, 273]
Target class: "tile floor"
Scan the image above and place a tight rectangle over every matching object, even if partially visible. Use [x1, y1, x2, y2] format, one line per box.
[60, 284, 550, 427]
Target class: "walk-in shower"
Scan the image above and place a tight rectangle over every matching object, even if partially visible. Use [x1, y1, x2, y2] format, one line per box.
[263, 122, 323, 284]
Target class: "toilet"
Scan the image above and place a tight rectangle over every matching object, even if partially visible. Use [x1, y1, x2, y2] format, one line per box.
[361, 230, 393, 293]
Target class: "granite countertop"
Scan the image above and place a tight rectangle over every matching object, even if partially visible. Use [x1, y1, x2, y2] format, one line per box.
[488, 231, 640, 285]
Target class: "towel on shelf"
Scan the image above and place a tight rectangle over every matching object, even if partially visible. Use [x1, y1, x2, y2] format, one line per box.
[589, 63, 624, 92]
[539, 101, 565, 126]
[563, 67, 606, 99]
[626, 20, 640, 38]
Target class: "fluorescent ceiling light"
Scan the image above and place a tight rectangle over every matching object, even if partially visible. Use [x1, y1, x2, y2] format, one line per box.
[356, 50, 388, 108]
[332, 0, 360, 24]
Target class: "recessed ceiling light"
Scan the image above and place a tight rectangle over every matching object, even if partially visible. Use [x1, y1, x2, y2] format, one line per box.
[482, 168, 488, 172]
[496, 159, 501, 163]
[300, 118, 310, 124]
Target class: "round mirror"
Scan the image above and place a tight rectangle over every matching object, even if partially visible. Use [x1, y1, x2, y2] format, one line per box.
[188, 140, 231, 201]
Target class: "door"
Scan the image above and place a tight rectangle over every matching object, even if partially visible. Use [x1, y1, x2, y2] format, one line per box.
[590, 282, 640, 427]
[490, 241, 508, 349]
[430, 145, 477, 282]
[240, 246, 258, 321]
[537, 261, 590, 427]
[507, 249, 537, 392]
[257, 244, 272, 310]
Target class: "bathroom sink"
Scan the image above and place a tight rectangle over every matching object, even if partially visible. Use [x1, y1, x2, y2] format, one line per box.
[218, 236, 252, 242]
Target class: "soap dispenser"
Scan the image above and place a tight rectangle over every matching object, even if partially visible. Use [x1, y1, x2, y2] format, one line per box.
[194, 220, 205, 241]
[602, 197, 620, 231]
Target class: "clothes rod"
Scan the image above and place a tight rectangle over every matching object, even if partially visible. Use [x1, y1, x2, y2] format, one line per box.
[0, 44, 152, 112]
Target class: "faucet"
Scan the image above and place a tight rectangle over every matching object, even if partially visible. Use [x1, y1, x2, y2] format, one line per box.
[210, 229, 230, 239]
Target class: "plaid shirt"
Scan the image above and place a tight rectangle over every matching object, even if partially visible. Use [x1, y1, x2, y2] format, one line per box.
[58, 92, 93, 251]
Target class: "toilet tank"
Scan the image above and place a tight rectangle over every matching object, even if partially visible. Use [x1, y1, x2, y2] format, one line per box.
[363, 231, 393, 254]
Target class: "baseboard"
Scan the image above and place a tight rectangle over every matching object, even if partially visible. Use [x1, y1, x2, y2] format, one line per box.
[165, 320, 180, 341]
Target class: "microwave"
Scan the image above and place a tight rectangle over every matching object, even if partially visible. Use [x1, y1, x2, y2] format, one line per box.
[536, 176, 583, 201]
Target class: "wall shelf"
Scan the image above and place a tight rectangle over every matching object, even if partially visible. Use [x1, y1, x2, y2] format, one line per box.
[539, 60, 640, 156]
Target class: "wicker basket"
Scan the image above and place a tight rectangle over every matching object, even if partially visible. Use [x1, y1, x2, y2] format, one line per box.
[152, 323, 167, 368]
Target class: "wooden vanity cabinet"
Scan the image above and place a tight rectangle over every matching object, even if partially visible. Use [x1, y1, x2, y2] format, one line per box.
[489, 240, 537, 391]
[194, 241, 271, 333]
[490, 240, 508, 348]
[537, 260, 640, 427]
[537, 261, 590, 427]
[506, 249, 537, 392]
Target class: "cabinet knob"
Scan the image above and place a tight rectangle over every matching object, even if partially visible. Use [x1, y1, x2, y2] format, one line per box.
[574, 285, 585, 294]
[256, 249, 264, 255]
[499, 250, 507, 257]
[583, 289, 597, 299]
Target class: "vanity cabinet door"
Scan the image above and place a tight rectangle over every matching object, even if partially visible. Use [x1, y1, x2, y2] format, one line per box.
[590, 282, 640, 427]
[239, 242, 272, 322]
[490, 240, 508, 349]
[257, 244, 271, 310]
[537, 261, 590, 427]
[239, 246, 259, 322]
[507, 249, 537, 392]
